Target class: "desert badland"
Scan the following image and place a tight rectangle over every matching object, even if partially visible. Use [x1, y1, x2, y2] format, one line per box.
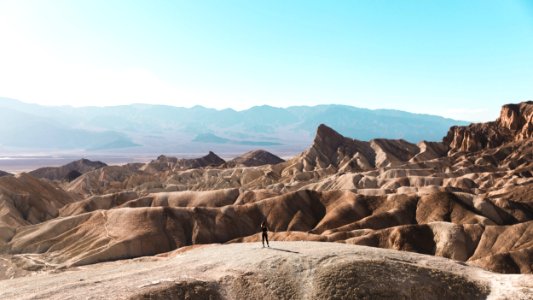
[0, 101, 532, 299]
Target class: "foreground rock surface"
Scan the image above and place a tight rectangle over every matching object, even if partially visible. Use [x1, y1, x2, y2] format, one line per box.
[0, 242, 531, 300]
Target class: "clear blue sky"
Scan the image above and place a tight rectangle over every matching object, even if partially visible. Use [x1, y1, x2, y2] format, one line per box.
[1, 0, 532, 121]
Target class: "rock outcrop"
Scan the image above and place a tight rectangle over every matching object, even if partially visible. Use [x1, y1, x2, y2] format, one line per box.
[29, 158, 107, 181]
[291, 124, 377, 173]
[142, 151, 225, 173]
[175, 151, 226, 169]
[444, 101, 533, 153]
[0, 173, 75, 246]
[498, 101, 533, 140]
[0, 170, 12, 177]
[226, 149, 284, 167]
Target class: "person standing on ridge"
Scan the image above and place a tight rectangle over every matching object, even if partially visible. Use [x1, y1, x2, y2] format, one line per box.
[261, 220, 270, 247]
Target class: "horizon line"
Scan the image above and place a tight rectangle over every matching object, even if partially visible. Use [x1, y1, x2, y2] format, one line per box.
[0, 96, 492, 122]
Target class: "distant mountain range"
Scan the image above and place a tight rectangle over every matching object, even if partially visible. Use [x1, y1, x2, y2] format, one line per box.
[0, 98, 469, 154]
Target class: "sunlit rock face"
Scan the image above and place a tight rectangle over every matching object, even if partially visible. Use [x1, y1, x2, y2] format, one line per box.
[444, 101, 533, 153]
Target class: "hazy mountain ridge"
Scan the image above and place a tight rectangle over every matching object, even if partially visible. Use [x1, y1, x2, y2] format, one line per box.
[0, 105, 138, 150]
[0, 98, 468, 154]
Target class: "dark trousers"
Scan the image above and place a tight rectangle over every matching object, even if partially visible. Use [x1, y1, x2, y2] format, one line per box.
[262, 231, 269, 246]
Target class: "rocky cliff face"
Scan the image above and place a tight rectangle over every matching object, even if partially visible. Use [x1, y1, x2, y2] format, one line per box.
[444, 101, 533, 153]
[498, 101, 533, 140]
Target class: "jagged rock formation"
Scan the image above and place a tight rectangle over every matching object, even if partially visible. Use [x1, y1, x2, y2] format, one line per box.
[288, 124, 377, 173]
[0, 101, 531, 286]
[65, 120, 531, 198]
[29, 158, 107, 181]
[142, 151, 225, 173]
[280, 124, 447, 180]
[444, 101, 533, 153]
[225, 149, 284, 167]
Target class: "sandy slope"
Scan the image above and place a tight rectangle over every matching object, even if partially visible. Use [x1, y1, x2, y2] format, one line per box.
[0, 242, 531, 300]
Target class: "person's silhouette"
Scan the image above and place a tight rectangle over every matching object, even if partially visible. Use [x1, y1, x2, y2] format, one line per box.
[261, 220, 270, 247]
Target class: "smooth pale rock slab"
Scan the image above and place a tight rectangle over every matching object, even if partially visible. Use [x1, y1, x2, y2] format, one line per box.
[0, 242, 531, 300]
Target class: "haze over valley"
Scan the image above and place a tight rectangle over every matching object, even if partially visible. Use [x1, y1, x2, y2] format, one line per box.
[0, 98, 468, 173]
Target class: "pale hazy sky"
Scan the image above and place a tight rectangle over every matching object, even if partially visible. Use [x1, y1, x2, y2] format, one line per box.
[1, 0, 533, 121]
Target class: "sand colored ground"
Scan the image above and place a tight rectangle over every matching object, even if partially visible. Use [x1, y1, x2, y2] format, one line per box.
[1, 242, 532, 300]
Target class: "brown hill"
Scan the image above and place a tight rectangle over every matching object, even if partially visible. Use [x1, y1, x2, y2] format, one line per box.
[142, 151, 225, 173]
[226, 149, 284, 167]
[175, 151, 226, 169]
[29, 158, 107, 181]
[67, 163, 154, 197]
[0, 173, 75, 246]
[0, 170, 12, 177]
[58, 191, 140, 217]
